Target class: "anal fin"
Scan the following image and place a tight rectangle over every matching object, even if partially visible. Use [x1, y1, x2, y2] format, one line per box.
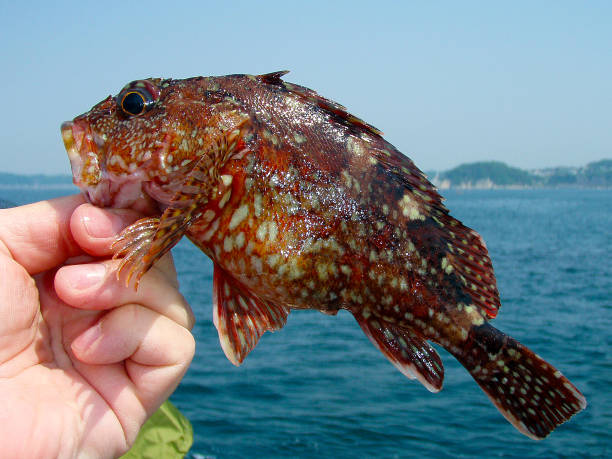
[213, 264, 290, 365]
[354, 311, 444, 392]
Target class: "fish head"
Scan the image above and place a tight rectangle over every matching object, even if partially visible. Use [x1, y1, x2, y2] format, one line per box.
[61, 77, 229, 212]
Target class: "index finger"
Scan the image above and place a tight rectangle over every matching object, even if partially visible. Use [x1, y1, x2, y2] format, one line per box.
[0, 194, 85, 274]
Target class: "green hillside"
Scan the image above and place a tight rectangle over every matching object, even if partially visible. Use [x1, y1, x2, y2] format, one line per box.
[433, 159, 612, 188]
[440, 161, 536, 187]
[579, 159, 612, 186]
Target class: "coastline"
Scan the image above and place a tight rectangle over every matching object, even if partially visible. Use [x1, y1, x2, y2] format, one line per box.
[0, 184, 76, 190]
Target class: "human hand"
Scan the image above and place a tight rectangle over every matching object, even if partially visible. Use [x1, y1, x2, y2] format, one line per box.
[0, 195, 195, 458]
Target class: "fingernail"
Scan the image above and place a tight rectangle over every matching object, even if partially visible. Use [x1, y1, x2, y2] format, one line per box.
[62, 263, 106, 290]
[73, 322, 102, 351]
[82, 208, 125, 238]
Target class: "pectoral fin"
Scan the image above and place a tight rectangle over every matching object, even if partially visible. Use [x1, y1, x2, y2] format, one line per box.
[213, 264, 290, 365]
[112, 154, 219, 287]
[354, 311, 444, 393]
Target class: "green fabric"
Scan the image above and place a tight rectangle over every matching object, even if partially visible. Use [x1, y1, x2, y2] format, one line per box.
[120, 400, 193, 459]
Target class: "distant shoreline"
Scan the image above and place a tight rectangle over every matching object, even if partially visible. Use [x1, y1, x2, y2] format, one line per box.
[0, 184, 609, 193]
[2, 158, 610, 190]
[438, 185, 612, 190]
[429, 159, 611, 189]
[0, 184, 76, 190]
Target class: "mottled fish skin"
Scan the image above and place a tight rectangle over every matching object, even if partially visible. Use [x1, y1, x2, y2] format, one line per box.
[61, 71, 586, 439]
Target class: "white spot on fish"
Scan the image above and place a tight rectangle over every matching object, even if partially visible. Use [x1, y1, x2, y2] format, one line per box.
[203, 209, 216, 223]
[251, 256, 263, 274]
[254, 193, 263, 217]
[287, 258, 304, 280]
[267, 254, 280, 268]
[346, 136, 365, 156]
[316, 263, 329, 281]
[234, 232, 245, 249]
[293, 133, 307, 144]
[229, 204, 249, 230]
[223, 235, 233, 252]
[398, 193, 425, 221]
[202, 219, 220, 241]
[268, 221, 278, 242]
[221, 174, 233, 186]
[441, 257, 454, 274]
[219, 189, 232, 208]
[256, 222, 268, 241]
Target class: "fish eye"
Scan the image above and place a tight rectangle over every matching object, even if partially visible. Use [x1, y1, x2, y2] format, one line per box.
[116, 80, 159, 117]
[121, 91, 147, 116]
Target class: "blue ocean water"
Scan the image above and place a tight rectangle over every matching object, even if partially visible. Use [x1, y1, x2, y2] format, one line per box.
[2, 187, 611, 458]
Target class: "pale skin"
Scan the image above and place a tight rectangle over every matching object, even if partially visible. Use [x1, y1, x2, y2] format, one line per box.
[0, 195, 196, 459]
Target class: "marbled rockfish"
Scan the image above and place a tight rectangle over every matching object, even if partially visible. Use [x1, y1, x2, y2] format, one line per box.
[61, 71, 586, 439]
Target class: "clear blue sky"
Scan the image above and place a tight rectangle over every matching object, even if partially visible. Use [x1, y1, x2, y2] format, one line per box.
[1, 1, 610, 175]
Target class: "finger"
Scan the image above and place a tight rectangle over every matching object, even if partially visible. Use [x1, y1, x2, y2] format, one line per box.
[152, 252, 179, 288]
[70, 204, 179, 286]
[0, 194, 85, 274]
[71, 304, 195, 366]
[71, 303, 195, 407]
[70, 203, 143, 257]
[54, 256, 194, 329]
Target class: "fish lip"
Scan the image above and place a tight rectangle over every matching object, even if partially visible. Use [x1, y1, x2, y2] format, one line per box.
[61, 119, 96, 175]
[61, 121, 81, 171]
[61, 119, 109, 205]
[62, 120, 86, 189]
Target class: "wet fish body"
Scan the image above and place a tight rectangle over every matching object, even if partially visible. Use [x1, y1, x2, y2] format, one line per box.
[62, 72, 586, 439]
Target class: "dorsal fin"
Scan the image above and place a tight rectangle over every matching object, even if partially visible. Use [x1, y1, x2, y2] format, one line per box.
[258, 70, 290, 85]
[272, 76, 383, 137]
[437, 216, 500, 318]
[371, 146, 500, 318]
[372, 145, 447, 211]
[257, 70, 500, 318]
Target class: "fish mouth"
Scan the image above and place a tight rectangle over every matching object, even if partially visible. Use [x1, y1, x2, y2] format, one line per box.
[61, 121, 77, 162]
[61, 120, 105, 182]
[61, 120, 159, 213]
[61, 121, 83, 179]
[61, 120, 110, 206]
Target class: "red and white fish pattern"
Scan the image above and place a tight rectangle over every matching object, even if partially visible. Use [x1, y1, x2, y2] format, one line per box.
[61, 72, 586, 439]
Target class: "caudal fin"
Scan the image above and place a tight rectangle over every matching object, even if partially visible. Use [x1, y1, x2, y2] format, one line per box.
[453, 323, 586, 439]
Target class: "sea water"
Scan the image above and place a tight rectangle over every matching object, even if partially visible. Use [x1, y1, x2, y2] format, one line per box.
[2, 187, 610, 458]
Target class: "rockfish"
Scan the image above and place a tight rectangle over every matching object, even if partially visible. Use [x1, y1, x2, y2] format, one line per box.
[61, 71, 586, 439]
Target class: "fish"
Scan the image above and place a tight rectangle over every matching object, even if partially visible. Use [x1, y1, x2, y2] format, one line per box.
[61, 71, 586, 439]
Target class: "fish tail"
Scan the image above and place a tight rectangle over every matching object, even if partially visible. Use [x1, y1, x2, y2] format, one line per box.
[452, 322, 586, 439]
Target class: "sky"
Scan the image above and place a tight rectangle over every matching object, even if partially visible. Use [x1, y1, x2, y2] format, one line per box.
[0, 0, 610, 175]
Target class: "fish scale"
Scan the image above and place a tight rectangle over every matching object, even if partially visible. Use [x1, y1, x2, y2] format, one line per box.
[61, 71, 586, 440]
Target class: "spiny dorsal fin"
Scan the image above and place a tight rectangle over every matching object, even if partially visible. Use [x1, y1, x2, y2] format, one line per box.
[258, 70, 290, 85]
[272, 76, 383, 137]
